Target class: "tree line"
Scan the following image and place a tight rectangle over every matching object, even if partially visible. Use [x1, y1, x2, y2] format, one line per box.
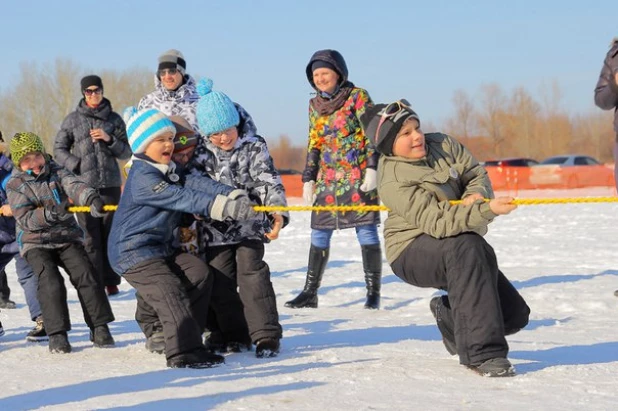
[0, 59, 613, 172]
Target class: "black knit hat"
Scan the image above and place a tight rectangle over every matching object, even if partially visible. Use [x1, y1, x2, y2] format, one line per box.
[360, 101, 420, 156]
[81, 75, 103, 91]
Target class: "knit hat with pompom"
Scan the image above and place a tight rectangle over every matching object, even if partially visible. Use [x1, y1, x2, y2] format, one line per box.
[195, 78, 239, 137]
[122, 107, 176, 154]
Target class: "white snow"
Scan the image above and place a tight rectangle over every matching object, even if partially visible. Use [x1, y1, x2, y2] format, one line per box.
[1, 189, 617, 410]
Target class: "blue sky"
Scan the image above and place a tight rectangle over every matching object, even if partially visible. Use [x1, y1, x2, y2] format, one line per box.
[1, 0, 615, 144]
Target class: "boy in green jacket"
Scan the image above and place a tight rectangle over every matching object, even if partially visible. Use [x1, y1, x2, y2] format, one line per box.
[360, 100, 530, 377]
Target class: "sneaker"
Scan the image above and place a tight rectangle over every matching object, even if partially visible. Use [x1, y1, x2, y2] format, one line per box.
[48, 332, 72, 354]
[91, 325, 115, 348]
[0, 320, 4, 337]
[166, 348, 225, 369]
[430, 296, 457, 355]
[106, 285, 120, 296]
[146, 330, 166, 354]
[0, 299, 16, 309]
[467, 357, 515, 377]
[255, 338, 280, 358]
[26, 316, 48, 342]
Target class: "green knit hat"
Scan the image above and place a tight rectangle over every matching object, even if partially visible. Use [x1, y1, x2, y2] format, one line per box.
[10, 132, 46, 165]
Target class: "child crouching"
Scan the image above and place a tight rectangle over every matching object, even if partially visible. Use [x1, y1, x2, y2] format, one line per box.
[6, 132, 115, 353]
[109, 108, 261, 368]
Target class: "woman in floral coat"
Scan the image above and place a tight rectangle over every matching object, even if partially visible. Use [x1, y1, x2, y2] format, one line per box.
[285, 49, 382, 310]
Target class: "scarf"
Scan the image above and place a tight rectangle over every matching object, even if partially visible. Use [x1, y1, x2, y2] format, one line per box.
[309, 81, 355, 116]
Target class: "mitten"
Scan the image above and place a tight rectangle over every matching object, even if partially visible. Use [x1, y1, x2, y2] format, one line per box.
[222, 189, 260, 221]
[88, 196, 106, 218]
[303, 181, 316, 205]
[359, 169, 378, 192]
[48, 199, 72, 222]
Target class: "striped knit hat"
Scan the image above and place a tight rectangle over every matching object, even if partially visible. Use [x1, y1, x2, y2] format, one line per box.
[10, 132, 46, 165]
[158, 49, 186, 77]
[123, 107, 176, 154]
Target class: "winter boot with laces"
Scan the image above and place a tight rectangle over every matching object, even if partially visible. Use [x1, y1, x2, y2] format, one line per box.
[255, 338, 280, 358]
[362, 244, 382, 309]
[166, 348, 225, 369]
[26, 316, 48, 342]
[430, 296, 457, 355]
[48, 332, 72, 354]
[467, 357, 515, 377]
[90, 324, 115, 348]
[285, 246, 329, 308]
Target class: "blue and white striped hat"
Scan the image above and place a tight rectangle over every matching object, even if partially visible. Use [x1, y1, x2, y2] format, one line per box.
[123, 107, 176, 154]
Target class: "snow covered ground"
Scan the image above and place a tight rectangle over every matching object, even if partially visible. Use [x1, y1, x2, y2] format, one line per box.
[1, 189, 617, 410]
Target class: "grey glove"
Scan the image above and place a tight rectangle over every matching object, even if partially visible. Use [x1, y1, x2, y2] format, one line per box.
[222, 189, 260, 221]
[88, 196, 106, 218]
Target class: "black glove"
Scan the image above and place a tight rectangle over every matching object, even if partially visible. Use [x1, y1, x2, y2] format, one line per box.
[222, 189, 260, 221]
[48, 199, 72, 222]
[88, 196, 106, 218]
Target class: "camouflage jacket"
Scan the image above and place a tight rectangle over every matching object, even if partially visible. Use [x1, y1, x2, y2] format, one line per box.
[6, 159, 96, 255]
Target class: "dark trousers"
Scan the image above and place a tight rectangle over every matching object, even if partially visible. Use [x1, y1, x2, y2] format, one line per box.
[24, 244, 115, 336]
[206, 240, 282, 343]
[0, 267, 10, 301]
[76, 187, 121, 287]
[128, 253, 212, 358]
[391, 233, 530, 365]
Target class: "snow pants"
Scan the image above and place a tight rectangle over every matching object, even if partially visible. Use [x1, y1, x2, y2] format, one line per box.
[128, 252, 212, 358]
[24, 243, 115, 335]
[391, 232, 530, 365]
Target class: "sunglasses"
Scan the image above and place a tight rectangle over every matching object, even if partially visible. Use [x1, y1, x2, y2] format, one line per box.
[374, 99, 412, 143]
[158, 68, 179, 77]
[84, 88, 103, 96]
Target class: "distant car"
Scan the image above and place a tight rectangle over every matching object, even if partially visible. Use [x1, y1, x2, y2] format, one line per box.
[483, 157, 539, 189]
[530, 154, 614, 188]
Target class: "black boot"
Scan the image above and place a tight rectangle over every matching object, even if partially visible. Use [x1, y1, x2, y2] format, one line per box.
[362, 244, 382, 309]
[285, 246, 329, 308]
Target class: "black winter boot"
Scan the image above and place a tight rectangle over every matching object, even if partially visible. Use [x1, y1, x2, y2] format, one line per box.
[49, 332, 71, 354]
[91, 324, 115, 348]
[285, 246, 329, 308]
[362, 244, 382, 309]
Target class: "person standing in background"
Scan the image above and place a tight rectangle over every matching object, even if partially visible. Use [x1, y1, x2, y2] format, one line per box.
[54, 75, 131, 297]
[286, 49, 382, 310]
[593, 37, 618, 297]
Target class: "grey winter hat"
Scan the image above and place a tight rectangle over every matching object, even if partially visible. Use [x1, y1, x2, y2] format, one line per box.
[158, 49, 186, 76]
[360, 99, 420, 156]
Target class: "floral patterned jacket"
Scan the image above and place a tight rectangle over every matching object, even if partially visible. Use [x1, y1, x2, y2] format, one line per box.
[302, 87, 380, 230]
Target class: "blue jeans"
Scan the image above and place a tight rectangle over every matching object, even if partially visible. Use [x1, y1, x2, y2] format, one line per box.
[8, 254, 41, 321]
[311, 225, 380, 249]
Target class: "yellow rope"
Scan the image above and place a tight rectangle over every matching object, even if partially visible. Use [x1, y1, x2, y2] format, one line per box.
[58, 196, 618, 214]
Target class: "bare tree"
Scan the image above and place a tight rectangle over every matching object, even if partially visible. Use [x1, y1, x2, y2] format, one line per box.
[477, 83, 506, 158]
[445, 89, 476, 145]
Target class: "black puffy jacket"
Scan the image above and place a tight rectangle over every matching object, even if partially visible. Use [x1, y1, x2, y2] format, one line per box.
[594, 38, 618, 140]
[54, 98, 131, 188]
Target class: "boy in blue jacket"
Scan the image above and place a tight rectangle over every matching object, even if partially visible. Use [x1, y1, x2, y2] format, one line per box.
[109, 108, 260, 368]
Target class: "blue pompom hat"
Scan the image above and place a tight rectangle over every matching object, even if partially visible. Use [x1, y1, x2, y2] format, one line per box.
[123, 107, 176, 154]
[195, 78, 239, 136]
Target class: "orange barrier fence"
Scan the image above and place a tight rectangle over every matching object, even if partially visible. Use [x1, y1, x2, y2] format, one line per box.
[282, 166, 617, 199]
[281, 175, 303, 198]
[485, 164, 615, 192]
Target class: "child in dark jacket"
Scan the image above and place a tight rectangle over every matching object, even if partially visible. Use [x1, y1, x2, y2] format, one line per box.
[191, 79, 288, 358]
[109, 108, 261, 368]
[0, 149, 46, 341]
[6, 132, 115, 354]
